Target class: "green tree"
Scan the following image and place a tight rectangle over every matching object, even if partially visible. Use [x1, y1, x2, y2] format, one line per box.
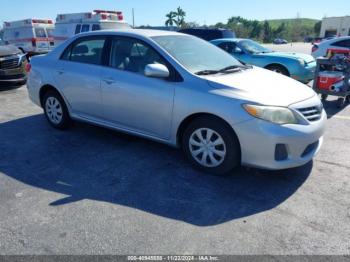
[175, 6, 186, 28]
[165, 11, 177, 27]
[263, 21, 272, 43]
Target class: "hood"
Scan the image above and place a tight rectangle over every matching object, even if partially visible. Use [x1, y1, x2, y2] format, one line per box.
[0, 45, 21, 57]
[260, 51, 315, 63]
[204, 67, 316, 106]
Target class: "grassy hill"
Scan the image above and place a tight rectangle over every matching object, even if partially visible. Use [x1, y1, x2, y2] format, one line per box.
[267, 18, 320, 29]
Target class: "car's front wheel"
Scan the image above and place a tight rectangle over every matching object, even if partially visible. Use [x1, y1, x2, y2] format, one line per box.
[182, 116, 240, 176]
[266, 64, 289, 76]
[43, 90, 71, 129]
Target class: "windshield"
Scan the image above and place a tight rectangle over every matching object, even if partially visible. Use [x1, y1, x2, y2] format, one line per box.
[240, 39, 272, 54]
[152, 35, 242, 74]
[35, 27, 47, 38]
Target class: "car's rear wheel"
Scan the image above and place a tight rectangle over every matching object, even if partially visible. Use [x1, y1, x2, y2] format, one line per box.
[43, 90, 70, 129]
[182, 116, 240, 176]
[266, 65, 290, 76]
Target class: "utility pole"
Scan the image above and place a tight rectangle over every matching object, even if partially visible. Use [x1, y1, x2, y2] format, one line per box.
[132, 8, 135, 28]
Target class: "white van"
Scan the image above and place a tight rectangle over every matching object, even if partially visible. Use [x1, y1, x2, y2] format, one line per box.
[53, 10, 131, 46]
[2, 19, 55, 55]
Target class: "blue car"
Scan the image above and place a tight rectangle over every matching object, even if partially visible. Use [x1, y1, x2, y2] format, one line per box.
[211, 38, 316, 83]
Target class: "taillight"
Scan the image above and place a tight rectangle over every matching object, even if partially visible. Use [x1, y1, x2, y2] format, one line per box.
[31, 38, 37, 47]
[312, 45, 319, 53]
[117, 14, 123, 20]
[101, 14, 108, 20]
[25, 63, 32, 73]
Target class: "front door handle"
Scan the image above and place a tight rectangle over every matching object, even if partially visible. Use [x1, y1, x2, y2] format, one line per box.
[102, 77, 116, 85]
[57, 69, 65, 75]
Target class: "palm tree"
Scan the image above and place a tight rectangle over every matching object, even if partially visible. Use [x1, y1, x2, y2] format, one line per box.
[175, 7, 186, 27]
[165, 12, 177, 27]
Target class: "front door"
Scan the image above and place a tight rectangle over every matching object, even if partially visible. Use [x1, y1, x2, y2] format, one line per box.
[100, 37, 175, 140]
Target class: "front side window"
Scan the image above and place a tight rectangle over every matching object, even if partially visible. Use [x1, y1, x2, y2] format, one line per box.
[152, 35, 242, 74]
[46, 28, 54, 37]
[109, 38, 165, 75]
[75, 24, 81, 35]
[81, 24, 90, 33]
[35, 28, 47, 38]
[62, 37, 106, 65]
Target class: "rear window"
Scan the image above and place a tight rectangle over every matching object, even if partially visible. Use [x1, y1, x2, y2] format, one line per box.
[331, 40, 350, 48]
[35, 28, 47, 38]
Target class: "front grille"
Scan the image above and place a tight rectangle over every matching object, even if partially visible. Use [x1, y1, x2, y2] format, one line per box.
[298, 106, 322, 122]
[0, 57, 20, 70]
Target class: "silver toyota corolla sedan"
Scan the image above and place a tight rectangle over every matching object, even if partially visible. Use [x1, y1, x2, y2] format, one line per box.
[27, 29, 327, 175]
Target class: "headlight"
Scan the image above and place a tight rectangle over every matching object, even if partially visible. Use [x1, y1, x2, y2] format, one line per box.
[297, 58, 306, 67]
[243, 104, 298, 125]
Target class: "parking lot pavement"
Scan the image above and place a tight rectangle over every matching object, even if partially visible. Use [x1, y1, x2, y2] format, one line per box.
[0, 85, 350, 255]
[263, 43, 313, 55]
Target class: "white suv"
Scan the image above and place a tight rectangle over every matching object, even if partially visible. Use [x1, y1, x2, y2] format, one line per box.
[312, 36, 350, 58]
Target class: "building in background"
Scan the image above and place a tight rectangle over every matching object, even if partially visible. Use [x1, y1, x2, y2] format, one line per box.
[320, 16, 350, 37]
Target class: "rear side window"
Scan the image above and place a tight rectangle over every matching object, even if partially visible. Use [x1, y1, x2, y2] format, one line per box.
[62, 37, 106, 65]
[331, 40, 350, 48]
[35, 28, 47, 38]
[92, 24, 101, 31]
[75, 24, 81, 35]
[81, 24, 90, 33]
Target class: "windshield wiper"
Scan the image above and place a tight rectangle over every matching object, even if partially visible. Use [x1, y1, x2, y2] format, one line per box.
[218, 64, 252, 73]
[195, 69, 220, 75]
[195, 65, 252, 76]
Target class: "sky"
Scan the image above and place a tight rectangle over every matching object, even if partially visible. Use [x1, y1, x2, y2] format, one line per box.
[0, 0, 349, 26]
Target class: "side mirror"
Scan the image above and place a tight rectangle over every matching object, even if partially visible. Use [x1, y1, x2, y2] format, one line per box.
[144, 64, 169, 78]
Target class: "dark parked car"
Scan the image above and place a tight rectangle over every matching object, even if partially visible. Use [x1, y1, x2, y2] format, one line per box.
[178, 28, 236, 41]
[273, 38, 288, 45]
[0, 45, 27, 86]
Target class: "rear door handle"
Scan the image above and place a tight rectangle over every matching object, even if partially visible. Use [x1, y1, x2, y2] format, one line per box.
[57, 69, 65, 75]
[102, 77, 116, 85]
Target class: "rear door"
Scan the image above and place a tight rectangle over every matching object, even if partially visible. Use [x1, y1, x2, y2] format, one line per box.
[34, 27, 50, 52]
[53, 36, 107, 119]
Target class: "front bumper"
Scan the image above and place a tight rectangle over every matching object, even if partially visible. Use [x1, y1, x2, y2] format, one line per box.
[0, 63, 27, 85]
[234, 107, 327, 170]
[291, 62, 316, 84]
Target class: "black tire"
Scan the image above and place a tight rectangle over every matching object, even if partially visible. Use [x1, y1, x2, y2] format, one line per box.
[337, 98, 345, 109]
[345, 96, 350, 104]
[266, 65, 290, 76]
[43, 90, 71, 129]
[321, 94, 328, 101]
[182, 116, 240, 176]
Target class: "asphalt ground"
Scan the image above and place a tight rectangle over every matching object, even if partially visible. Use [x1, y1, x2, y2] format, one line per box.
[0, 64, 350, 255]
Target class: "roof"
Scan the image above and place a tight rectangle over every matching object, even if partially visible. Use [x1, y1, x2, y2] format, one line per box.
[77, 29, 185, 38]
[210, 38, 243, 43]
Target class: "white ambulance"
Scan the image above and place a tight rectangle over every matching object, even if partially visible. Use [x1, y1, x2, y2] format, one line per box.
[2, 19, 55, 55]
[53, 10, 131, 46]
